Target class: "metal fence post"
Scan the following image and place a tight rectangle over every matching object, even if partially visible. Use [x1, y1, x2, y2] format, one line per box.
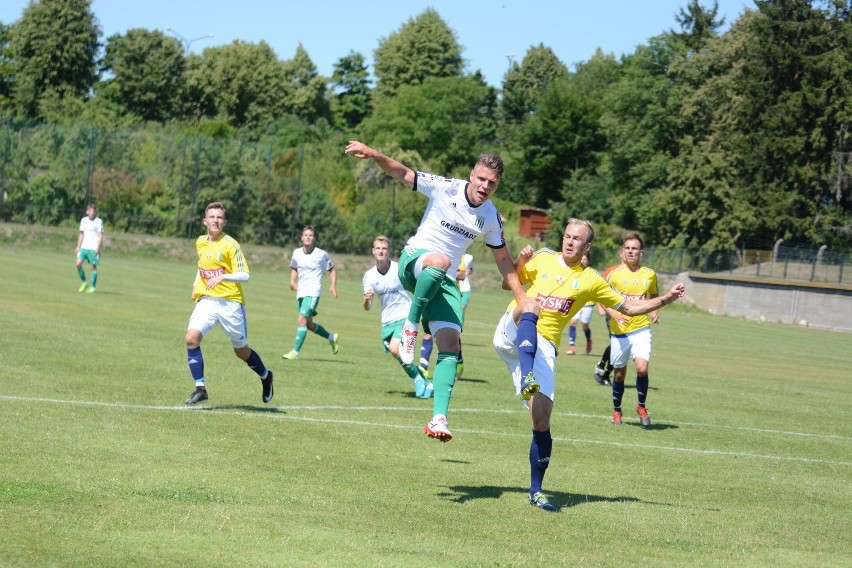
[175, 135, 188, 237]
[85, 126, 98, 208]
[0, 118, 9, 219]
[187, 136, 202, 239]
[290, 146, 303, 247]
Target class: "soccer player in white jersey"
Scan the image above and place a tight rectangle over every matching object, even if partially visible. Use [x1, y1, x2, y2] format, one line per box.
[75, 203, 103, 293]
[184, 202, 274, 406]
[363, 235, 433, 399]
[566, 253, 594, 355]
[492, 219, 685, 511]
[282, 225, 339, 359]
[345, 140, 526, 443]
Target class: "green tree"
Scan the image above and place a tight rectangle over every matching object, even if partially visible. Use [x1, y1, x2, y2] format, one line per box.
[500, 44, 568, 124]
[671, 0, 726, 52]
[10, 0, 99, 119]
[0, 22, 12, 113]
[186, 40, 287, 129]
[662, 1, 852, 249]
[330, 51, 372, 129]
[373, 9, 463, 98]
[360, 74, 498, 175]
[280, 44, 330, 124]
[517, 76, 606, 208]
[101, 29, 185, 122]
[598, 34, 687, 237]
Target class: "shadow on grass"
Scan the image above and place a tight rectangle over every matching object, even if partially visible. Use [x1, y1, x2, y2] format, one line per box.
[195, 404, 286, 413]
[618, 383, 660, 392]
[438, 485, 717, 511]
[457, 376, 489, 384]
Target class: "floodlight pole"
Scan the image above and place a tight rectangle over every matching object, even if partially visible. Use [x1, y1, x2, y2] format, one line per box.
[166, 28, 214, 54]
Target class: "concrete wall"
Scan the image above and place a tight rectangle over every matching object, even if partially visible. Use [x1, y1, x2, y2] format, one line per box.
[676, 272, 852, 332]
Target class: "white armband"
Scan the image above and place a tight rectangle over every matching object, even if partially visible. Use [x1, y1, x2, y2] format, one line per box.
[222, 271, 250, 282]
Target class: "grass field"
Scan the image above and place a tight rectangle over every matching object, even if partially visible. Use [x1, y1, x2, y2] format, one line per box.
[1, 236, 850, 567]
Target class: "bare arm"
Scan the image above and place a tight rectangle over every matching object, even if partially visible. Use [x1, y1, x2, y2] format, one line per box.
[648, 294, 660, 324]
[289, 267, 298, 292]
[75, 231, 83, 252]
[363, 289, 373, 311]
[493, 246, 526, 304]
[345, 141, 416, 188]
[501, 245, 533, 291]
[617, 283, 685, 316]
[329, 266, 338, 299]
[95, 231, 103, 254]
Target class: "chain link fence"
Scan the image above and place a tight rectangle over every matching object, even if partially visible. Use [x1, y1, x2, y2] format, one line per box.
[2, 119, 850, 285]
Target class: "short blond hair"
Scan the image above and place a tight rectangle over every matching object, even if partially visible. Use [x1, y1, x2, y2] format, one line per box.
[565, 218, 595, 244]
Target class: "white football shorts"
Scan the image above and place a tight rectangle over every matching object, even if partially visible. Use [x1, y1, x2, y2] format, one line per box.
[610, 327, 652, 368]
[573, 304, 594, 325]
[188, 296, 249, 348]
[492, 310, 557, 403]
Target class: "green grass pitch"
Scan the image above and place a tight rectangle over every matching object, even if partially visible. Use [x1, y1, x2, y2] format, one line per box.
[0, 240, 850, 566]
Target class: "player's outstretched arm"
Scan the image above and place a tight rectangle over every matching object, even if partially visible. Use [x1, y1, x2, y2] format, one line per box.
[345, 141, 415, 188]
[618, 283, 685, 317]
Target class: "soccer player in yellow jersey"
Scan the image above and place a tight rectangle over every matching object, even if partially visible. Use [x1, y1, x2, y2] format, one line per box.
[493, 219, 685, 512]
[602, 232, 660, 427]
[184, 202, 274, 406]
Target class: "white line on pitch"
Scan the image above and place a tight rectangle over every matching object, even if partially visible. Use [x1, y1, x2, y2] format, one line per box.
[1, 395, 849, 467]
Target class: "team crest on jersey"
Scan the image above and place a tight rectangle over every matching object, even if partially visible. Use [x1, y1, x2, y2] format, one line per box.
[206, 252, 212, 259]
[555, 275, 565, 284]
[475, 216, 485, 230]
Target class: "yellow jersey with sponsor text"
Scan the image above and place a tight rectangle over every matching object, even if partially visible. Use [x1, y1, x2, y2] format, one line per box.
[504, 249, 625, 348]
[192, 233, 248, 303]
[606, 264, 658, 335]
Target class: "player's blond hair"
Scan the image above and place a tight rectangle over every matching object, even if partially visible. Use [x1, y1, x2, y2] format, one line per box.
[566, 218, 595, 244]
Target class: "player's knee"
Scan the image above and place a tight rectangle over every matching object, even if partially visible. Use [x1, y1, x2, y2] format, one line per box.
[423, 253, 451, 271]
[185, 331, 201, 348]
[520, 298, 540, 316]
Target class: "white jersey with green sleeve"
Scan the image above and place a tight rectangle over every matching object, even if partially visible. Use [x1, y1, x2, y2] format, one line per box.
[362, 260, 411, 324]
[406, 172, 506, 274]
[78, 216, 103, 249]
[291, 247, 333, 299]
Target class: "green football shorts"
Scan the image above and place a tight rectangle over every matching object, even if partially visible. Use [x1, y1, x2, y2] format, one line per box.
[296, 295, 320, 318]
[398, 246, 464, 329]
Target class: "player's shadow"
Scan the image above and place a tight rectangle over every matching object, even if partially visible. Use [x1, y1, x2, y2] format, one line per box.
[457, 376, 488, 384]
[437, 485, 642, 509]
[385, 389, 432, 399]
[630, 421, 678, 431]
[438, 485, 712, 511]
[193, 405, 286, 413]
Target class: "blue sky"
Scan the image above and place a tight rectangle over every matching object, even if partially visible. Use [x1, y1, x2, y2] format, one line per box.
[2, 0, 754, 87]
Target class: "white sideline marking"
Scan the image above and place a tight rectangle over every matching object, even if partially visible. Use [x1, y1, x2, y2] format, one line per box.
[1, 395, 849, 467]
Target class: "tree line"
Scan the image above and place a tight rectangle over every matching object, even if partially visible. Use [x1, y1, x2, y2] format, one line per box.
[0, 0, 849, 253]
